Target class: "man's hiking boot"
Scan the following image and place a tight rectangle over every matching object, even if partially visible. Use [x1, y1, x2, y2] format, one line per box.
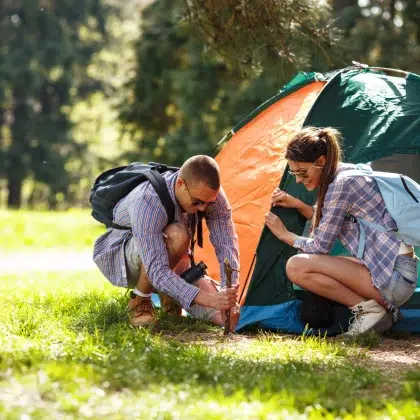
[159, 292, 182, 316]
[127, 292, 157, 327]
[344, 299, 393, 336]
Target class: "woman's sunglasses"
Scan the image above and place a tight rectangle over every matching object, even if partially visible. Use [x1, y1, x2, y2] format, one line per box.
[288, 160, 322, 179]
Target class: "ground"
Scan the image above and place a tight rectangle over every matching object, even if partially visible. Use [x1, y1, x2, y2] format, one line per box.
[1, 210, 419, 419]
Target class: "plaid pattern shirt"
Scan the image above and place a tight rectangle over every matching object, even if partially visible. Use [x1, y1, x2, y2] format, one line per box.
[93, 171, 239, 309]
[294, 163, 401, 290]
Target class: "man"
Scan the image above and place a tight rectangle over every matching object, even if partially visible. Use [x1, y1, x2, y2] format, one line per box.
[93, 155, 240, 328]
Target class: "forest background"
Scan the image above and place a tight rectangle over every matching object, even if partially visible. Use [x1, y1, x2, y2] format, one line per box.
[2, 0, 420, 210]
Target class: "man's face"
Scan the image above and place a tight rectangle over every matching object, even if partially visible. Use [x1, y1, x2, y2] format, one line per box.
[177, 177, 219, 214]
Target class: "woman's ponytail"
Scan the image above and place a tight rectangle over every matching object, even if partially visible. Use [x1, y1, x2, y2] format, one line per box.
[285, 126, 343, 230]
[312, 128, 342, 229]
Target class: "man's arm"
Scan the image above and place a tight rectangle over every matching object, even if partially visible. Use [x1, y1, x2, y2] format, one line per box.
[129, 192, 238, 310]
[205, 187, 240, 287]
[129, 192, 200, 309]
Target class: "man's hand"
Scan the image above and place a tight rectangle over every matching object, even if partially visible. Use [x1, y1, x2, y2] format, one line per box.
[210, 284, 239, 310]
[193, 284, 238, 310]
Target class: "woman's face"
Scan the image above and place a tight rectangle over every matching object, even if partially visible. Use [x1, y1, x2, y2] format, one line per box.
[287, 156, 325, 191]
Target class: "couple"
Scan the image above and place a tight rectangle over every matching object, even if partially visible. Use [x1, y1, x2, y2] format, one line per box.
[93, 127, 418, 336]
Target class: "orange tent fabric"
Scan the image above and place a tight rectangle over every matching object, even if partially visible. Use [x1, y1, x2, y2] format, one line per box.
[195, 81, 326, 299]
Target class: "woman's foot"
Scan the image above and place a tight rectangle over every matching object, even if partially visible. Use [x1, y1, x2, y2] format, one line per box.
[344, 300, 393, 336]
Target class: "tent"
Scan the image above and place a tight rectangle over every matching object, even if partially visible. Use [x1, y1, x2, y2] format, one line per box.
[195, 65, 420, 335]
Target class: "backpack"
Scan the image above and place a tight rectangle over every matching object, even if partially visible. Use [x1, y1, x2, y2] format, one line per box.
[337, 163, 420, 259]
[89, 162, 180, 230]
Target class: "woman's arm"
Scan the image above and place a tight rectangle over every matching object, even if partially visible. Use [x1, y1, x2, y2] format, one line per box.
[266, 178, 352, 254]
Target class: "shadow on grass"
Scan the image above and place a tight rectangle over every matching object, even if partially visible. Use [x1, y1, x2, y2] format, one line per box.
[4, 291, 420, 415]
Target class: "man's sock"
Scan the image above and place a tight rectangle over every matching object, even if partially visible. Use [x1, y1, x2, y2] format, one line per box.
[132, 288, 152, 298]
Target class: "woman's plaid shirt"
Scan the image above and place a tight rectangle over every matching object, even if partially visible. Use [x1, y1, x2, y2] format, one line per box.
[294, 163, 401, 290]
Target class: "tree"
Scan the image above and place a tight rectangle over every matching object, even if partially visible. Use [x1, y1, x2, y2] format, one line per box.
[331, 0, 420, 73]
[0, 0, 109, 208]
[120, 0, 241, 165]
[183, 0, 342, 77]
[120, 0, 340, 166]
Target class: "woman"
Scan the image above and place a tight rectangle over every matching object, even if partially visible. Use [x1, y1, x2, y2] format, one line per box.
[265, 126, 418, 335]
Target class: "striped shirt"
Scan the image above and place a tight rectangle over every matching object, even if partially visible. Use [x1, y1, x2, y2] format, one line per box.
[294, 163, 401, 290]
[93, 171, 239, 309]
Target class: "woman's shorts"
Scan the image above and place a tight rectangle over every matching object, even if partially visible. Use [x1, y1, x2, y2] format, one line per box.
[380, 255, 418, 308]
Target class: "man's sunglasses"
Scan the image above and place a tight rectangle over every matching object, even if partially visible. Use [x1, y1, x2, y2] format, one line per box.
[181, 177, 216, 207]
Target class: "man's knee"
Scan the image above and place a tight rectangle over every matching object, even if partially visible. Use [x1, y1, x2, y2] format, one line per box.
[286, 254, 309, 284]
[194, 276, 218, 294]
[163, 223, 190, 264]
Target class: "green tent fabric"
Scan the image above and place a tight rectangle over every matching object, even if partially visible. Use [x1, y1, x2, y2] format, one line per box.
[244, 67, 420, 314]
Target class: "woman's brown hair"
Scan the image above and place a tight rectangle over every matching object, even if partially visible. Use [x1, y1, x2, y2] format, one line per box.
[285, 127, 343, 229]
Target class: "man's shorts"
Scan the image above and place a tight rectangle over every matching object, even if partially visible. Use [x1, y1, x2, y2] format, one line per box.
[124, 236, 219, 321]
[380, 255, 418, 308]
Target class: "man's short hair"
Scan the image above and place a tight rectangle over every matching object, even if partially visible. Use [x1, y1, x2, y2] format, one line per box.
[180, 155, 220, 190]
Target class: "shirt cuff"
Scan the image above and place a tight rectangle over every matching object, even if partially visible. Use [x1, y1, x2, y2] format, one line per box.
[293, 235, 307, 250]
[180, 282, 201, 309]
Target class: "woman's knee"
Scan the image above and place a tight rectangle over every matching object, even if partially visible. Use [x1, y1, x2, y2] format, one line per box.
[286, 254, 310, 283]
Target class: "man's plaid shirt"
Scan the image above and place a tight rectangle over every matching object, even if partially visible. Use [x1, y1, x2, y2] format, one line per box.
[93, 171, 239, 309]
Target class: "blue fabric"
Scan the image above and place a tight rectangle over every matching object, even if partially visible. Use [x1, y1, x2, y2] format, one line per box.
[393, 309, 420, 333]
[235, 300, 305, 334]
[236, 299, 420, 335]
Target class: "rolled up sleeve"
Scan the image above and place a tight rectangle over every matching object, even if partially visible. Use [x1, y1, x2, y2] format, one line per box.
[205, 187, 240, 287]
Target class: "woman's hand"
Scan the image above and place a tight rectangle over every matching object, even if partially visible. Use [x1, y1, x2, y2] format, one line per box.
[271, 188, 314, 221]
[271, 188, 299, 208]
[265, 212, 297, 246]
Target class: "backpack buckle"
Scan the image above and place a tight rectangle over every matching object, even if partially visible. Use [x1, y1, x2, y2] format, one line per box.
[345, 215, 357, 223]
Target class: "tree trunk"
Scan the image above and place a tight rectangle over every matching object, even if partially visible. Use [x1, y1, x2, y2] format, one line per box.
[7, 169, 23, 208]
[331, 0, 359, 30]
[7, 88, 31, 209]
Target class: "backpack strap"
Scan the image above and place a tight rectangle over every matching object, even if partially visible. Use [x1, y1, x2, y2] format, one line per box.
[354, 218, 400, 259]
[143, 169, 176, 224]
[338, 165, 401, 258]
[188, 212, 205, 266]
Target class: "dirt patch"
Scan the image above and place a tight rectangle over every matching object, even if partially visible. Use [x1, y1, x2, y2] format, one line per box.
[363, 336, 420, 376]
[165, 329, 420, 377]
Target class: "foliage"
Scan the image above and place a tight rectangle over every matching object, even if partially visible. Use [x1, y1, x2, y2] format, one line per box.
[332, 0, 420, 74]
[3, 1, 420, 209]
[183, 0, 342, 77]
[0, 0, 111, 208]
[120, 0, 322, 166]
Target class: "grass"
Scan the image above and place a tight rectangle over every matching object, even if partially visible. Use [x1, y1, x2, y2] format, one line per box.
[0, 209, 104, 250]
[1, 210, 420, 418]
[1, 271, 420, 419]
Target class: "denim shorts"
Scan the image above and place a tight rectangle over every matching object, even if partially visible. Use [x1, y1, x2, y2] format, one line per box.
[380, 255, 418, 308]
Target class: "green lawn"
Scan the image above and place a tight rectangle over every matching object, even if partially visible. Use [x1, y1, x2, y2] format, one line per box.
[1, 211, 419, 419]
[0, 209, 104, 250]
